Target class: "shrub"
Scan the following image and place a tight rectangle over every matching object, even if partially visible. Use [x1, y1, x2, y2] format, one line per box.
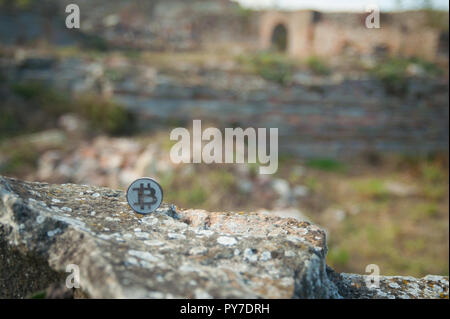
[0, 143, 39, 175]
[327, 247, 350, 267]
[370, 57, 442, 95]
[0, 108, 22, 139]
[11, 81, 69, 116]
[305, 56, 331, 75]
[8, 81, 135, 137]
[238, 52, 294, 85]
[77, 95, 135, 135]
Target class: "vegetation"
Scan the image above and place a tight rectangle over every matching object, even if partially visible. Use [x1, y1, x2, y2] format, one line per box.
[159, 168, 240, 210]
[237, 52, 295, 85]
[1, 81, 135, 139]
[305, 56, 331, 75]
[352, 178, 390, 201]
[421, 0, 450, 31]
[308, 154, 449, 276]
[0, 142, 39, 175]
[306, 158, 346, 173]
[327, 247, 350, 268]
[29, 290, 46, 299]
[77, 95, 134, 135]
[370, 56, 443, 95]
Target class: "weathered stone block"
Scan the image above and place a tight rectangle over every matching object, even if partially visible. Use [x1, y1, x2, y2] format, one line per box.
[0, 176, 339, 298]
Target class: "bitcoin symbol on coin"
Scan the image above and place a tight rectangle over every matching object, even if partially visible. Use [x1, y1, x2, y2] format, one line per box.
[133, 183, 157, 210]
[127, 178, 163, 214]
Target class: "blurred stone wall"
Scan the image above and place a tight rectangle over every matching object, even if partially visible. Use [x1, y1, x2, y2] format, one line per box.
[0, 0, 259, 51]
[59, 0, 259, 51]
[2, 1, 446, 59]
[259, 10, 447, 60]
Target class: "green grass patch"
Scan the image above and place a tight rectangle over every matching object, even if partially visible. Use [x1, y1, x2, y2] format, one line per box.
[0, 142, 39, 175]
[4, 81, 135, 138]
[183, 185, 208, 206]
[208, 170, 236, 190]
[305, 56, 331, 75]
[237, 52, 295, 85]
[413, 202, 439, 220]
[29, 290, 46, 299]
[370, 57, 442, 95]
[11, 82, 70, 118]
[305, 158, 346, 172]
[420, 161, 447, 200]
[352, 178, 390, 201]
[422, 184, 446, 201]
[12, 81, 45, 100]
[77, 95, 135, 135]
[0, 108, 23, 139]
[421, 162, 446, 184]
[159, 171, 209, 208]
[327, 247, 350, 268]
[304, 176, 321, 192]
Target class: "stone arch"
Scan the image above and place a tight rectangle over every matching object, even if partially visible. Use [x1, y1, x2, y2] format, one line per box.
[260, 11, 316, 58]
[259, 12, 291, 53]
[271, 23, 288, 52]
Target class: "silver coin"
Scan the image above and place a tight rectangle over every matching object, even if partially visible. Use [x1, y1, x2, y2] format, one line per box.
[126, 178, 163, 214]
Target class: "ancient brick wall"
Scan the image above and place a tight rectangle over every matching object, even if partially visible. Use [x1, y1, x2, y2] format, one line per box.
[259, 10, 443, 60]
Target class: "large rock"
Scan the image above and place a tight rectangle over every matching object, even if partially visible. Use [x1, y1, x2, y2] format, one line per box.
[327, 268, 449, 299]
[0, 176, 448, 299]
[0, 176, 339, 299]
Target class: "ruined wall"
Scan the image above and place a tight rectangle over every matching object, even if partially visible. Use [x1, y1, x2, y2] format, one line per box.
[1, 1, 446, 57]
[259, 10, 444, 60]
[0, 0, 258, 51]
[67, 0, 259, 51]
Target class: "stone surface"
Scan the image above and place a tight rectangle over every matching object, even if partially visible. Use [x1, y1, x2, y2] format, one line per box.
[327, 268, 449, 299]
[0, 176, 339, 299]
[0, 176, 448, 299]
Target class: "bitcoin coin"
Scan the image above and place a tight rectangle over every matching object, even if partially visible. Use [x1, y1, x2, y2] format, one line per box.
[126, 178, 163, 214]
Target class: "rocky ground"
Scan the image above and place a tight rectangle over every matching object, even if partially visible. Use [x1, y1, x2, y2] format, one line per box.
[0, 176, 448, 298]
